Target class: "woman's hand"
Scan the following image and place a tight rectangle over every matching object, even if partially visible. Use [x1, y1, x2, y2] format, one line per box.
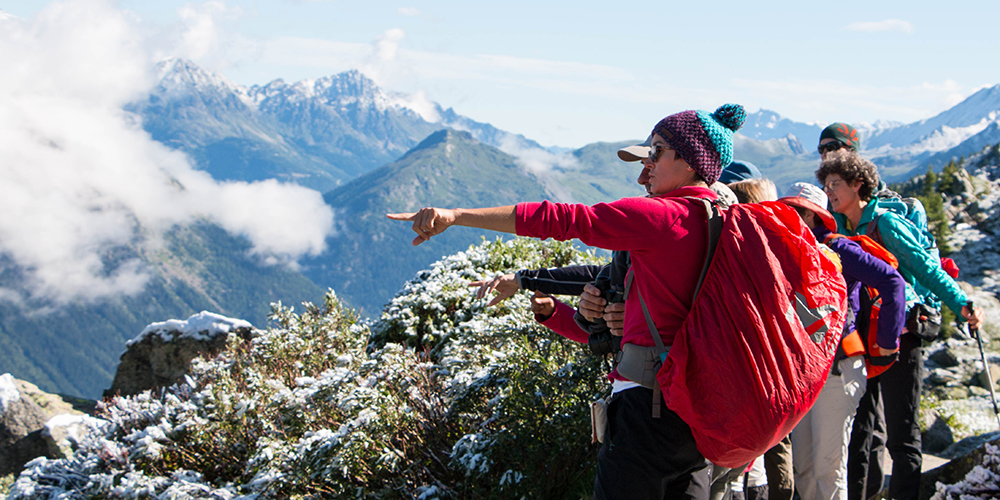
[386, 207, 458, 246]
[470, 273, 519, 306]
[872, 345, 899, 358]
[530, 291, 556, 320]
[578, 284, 607, 321]
[603, 303, 626, 336]
[963, 304, 985, 330]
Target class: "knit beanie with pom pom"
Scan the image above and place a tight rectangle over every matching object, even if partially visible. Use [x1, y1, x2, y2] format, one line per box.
[651, 103, 746, 185]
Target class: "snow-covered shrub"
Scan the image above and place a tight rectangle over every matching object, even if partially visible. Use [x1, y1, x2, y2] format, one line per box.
[7, 238, 609, 499]
[931, 443, 1000, 499]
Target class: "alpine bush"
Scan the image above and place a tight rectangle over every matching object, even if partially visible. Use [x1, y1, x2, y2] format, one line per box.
[7, 238, 609, 499]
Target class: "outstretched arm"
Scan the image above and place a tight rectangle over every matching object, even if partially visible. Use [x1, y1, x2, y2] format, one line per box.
[387, 206, 517, 246]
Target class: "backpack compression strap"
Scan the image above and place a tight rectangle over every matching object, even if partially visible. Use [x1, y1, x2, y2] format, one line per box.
[624, 197, 722, 418]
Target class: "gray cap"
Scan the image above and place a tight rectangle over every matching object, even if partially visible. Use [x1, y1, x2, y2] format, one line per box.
[617, 134, 652, 162]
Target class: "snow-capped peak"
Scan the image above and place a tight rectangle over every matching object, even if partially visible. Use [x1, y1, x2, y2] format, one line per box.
[154, 58, 253, 106]
[242, 67, 441, 121]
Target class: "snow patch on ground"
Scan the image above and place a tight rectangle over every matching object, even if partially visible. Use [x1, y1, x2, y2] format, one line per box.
[0, 372, 21, 411]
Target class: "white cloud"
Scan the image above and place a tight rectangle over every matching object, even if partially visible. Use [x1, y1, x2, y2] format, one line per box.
[845, 19, 914, 34]
[0, 0, 335, 305]
[397, 7, 422, 17]
[497, 137, 580, 202]
[151, 0, 261, 73]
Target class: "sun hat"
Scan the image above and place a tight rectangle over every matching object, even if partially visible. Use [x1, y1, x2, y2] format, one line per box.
[778, 182, 837, 232]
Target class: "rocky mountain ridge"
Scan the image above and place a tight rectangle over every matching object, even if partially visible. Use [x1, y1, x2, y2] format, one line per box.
[130, 58, 541, 193]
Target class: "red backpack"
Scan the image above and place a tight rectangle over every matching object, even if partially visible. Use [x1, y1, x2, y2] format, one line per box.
[824, 233, 899, 378]
[642, 200, 847, 468]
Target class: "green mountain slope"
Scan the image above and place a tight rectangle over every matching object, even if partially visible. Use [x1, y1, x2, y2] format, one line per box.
[0, 223, 323, 398]
[304, 130, 550, 314]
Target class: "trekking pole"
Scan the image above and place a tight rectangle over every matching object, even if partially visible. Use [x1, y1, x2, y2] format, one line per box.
[969, 301, 1000, 429]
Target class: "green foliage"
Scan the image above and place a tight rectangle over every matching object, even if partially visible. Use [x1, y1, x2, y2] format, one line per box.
[923, 165, 938, 198]
[10, 238, 608, 500]
[938, 160, 959, 195]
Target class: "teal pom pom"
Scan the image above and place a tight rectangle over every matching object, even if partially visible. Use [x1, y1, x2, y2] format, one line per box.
[713, 104, 746, 132]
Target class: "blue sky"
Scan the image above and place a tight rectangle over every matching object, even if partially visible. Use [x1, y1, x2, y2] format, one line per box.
[3, 0, 1000, 147]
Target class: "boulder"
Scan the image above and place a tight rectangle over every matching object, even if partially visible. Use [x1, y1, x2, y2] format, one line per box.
[928, 348, 962, 368]
[105, 311, 254, 398]
[0, 374, 91, 476]
[922, 415, 956, 454]
[43, 414, 109, 459]
[921, 432, 1000, 499]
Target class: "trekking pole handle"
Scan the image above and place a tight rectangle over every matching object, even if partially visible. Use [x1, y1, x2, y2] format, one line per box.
[968, 301, 978, 339]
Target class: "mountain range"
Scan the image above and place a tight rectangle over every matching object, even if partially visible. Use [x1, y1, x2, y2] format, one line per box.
[128, 58, 541, 194]
[5, 58, 1000, 398]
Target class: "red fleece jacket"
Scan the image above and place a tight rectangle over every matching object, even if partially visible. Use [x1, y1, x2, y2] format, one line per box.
[515, 186, 715, 351]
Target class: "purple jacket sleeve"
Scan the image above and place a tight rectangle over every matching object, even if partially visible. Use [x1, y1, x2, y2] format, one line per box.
[828, 237, 907, 350]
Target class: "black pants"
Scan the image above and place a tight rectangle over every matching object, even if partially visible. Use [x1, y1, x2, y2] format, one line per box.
[594, 387, 712, 500]
[847, 333, 923, 500]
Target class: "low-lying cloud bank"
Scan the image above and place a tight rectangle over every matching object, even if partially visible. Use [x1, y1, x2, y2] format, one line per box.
[0, 0, 335, 305]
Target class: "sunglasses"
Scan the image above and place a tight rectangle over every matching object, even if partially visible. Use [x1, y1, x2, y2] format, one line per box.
[823, 179, 844, 192]
[649, 144, 675, 163]
[817, 141, 844, 154]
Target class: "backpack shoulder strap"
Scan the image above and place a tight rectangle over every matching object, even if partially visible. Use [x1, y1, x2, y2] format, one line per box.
[622, 196, 721, 418]
[689, 198, 724, 303]
[865, 213, 885, 247]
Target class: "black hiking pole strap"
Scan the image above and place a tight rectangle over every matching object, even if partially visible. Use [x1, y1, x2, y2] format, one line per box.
[969, 301, 1000, 429]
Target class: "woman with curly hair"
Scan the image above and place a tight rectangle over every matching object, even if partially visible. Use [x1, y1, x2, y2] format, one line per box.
[815, 149, 983, 500]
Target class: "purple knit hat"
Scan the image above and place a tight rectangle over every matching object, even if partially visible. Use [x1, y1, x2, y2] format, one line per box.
[651, 104, 746, 185]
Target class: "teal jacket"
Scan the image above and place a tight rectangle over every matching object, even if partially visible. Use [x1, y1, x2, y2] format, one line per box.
[832, 197, 968, 320]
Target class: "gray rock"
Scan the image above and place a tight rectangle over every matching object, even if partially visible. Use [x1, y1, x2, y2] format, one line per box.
[928, 348, 962, 368]
[0, 374, 91, 476]
[922, 433, 1000, 499]
[105, 312, 254, 398]
[923, 415, 957, 454]
[42, 414, 107, 459]
[929, 368, 960, 386]
[973, 362, 1000, 389]
[943, 386, 971, 400]
[969, 385, 991, 397]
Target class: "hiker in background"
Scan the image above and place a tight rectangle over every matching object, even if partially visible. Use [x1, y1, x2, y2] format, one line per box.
[817, 122, 861, 160]
[777, 183, 906, 500]
[718, 160, 762, 185]
[727, 178, 777, 205]
[817, 121, 888, 498]
[389, 104, 750, 500]
[816, 149, 984, 500]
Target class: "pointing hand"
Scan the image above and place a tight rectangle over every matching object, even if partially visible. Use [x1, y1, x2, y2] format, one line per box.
[387, 207, 457, 246]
